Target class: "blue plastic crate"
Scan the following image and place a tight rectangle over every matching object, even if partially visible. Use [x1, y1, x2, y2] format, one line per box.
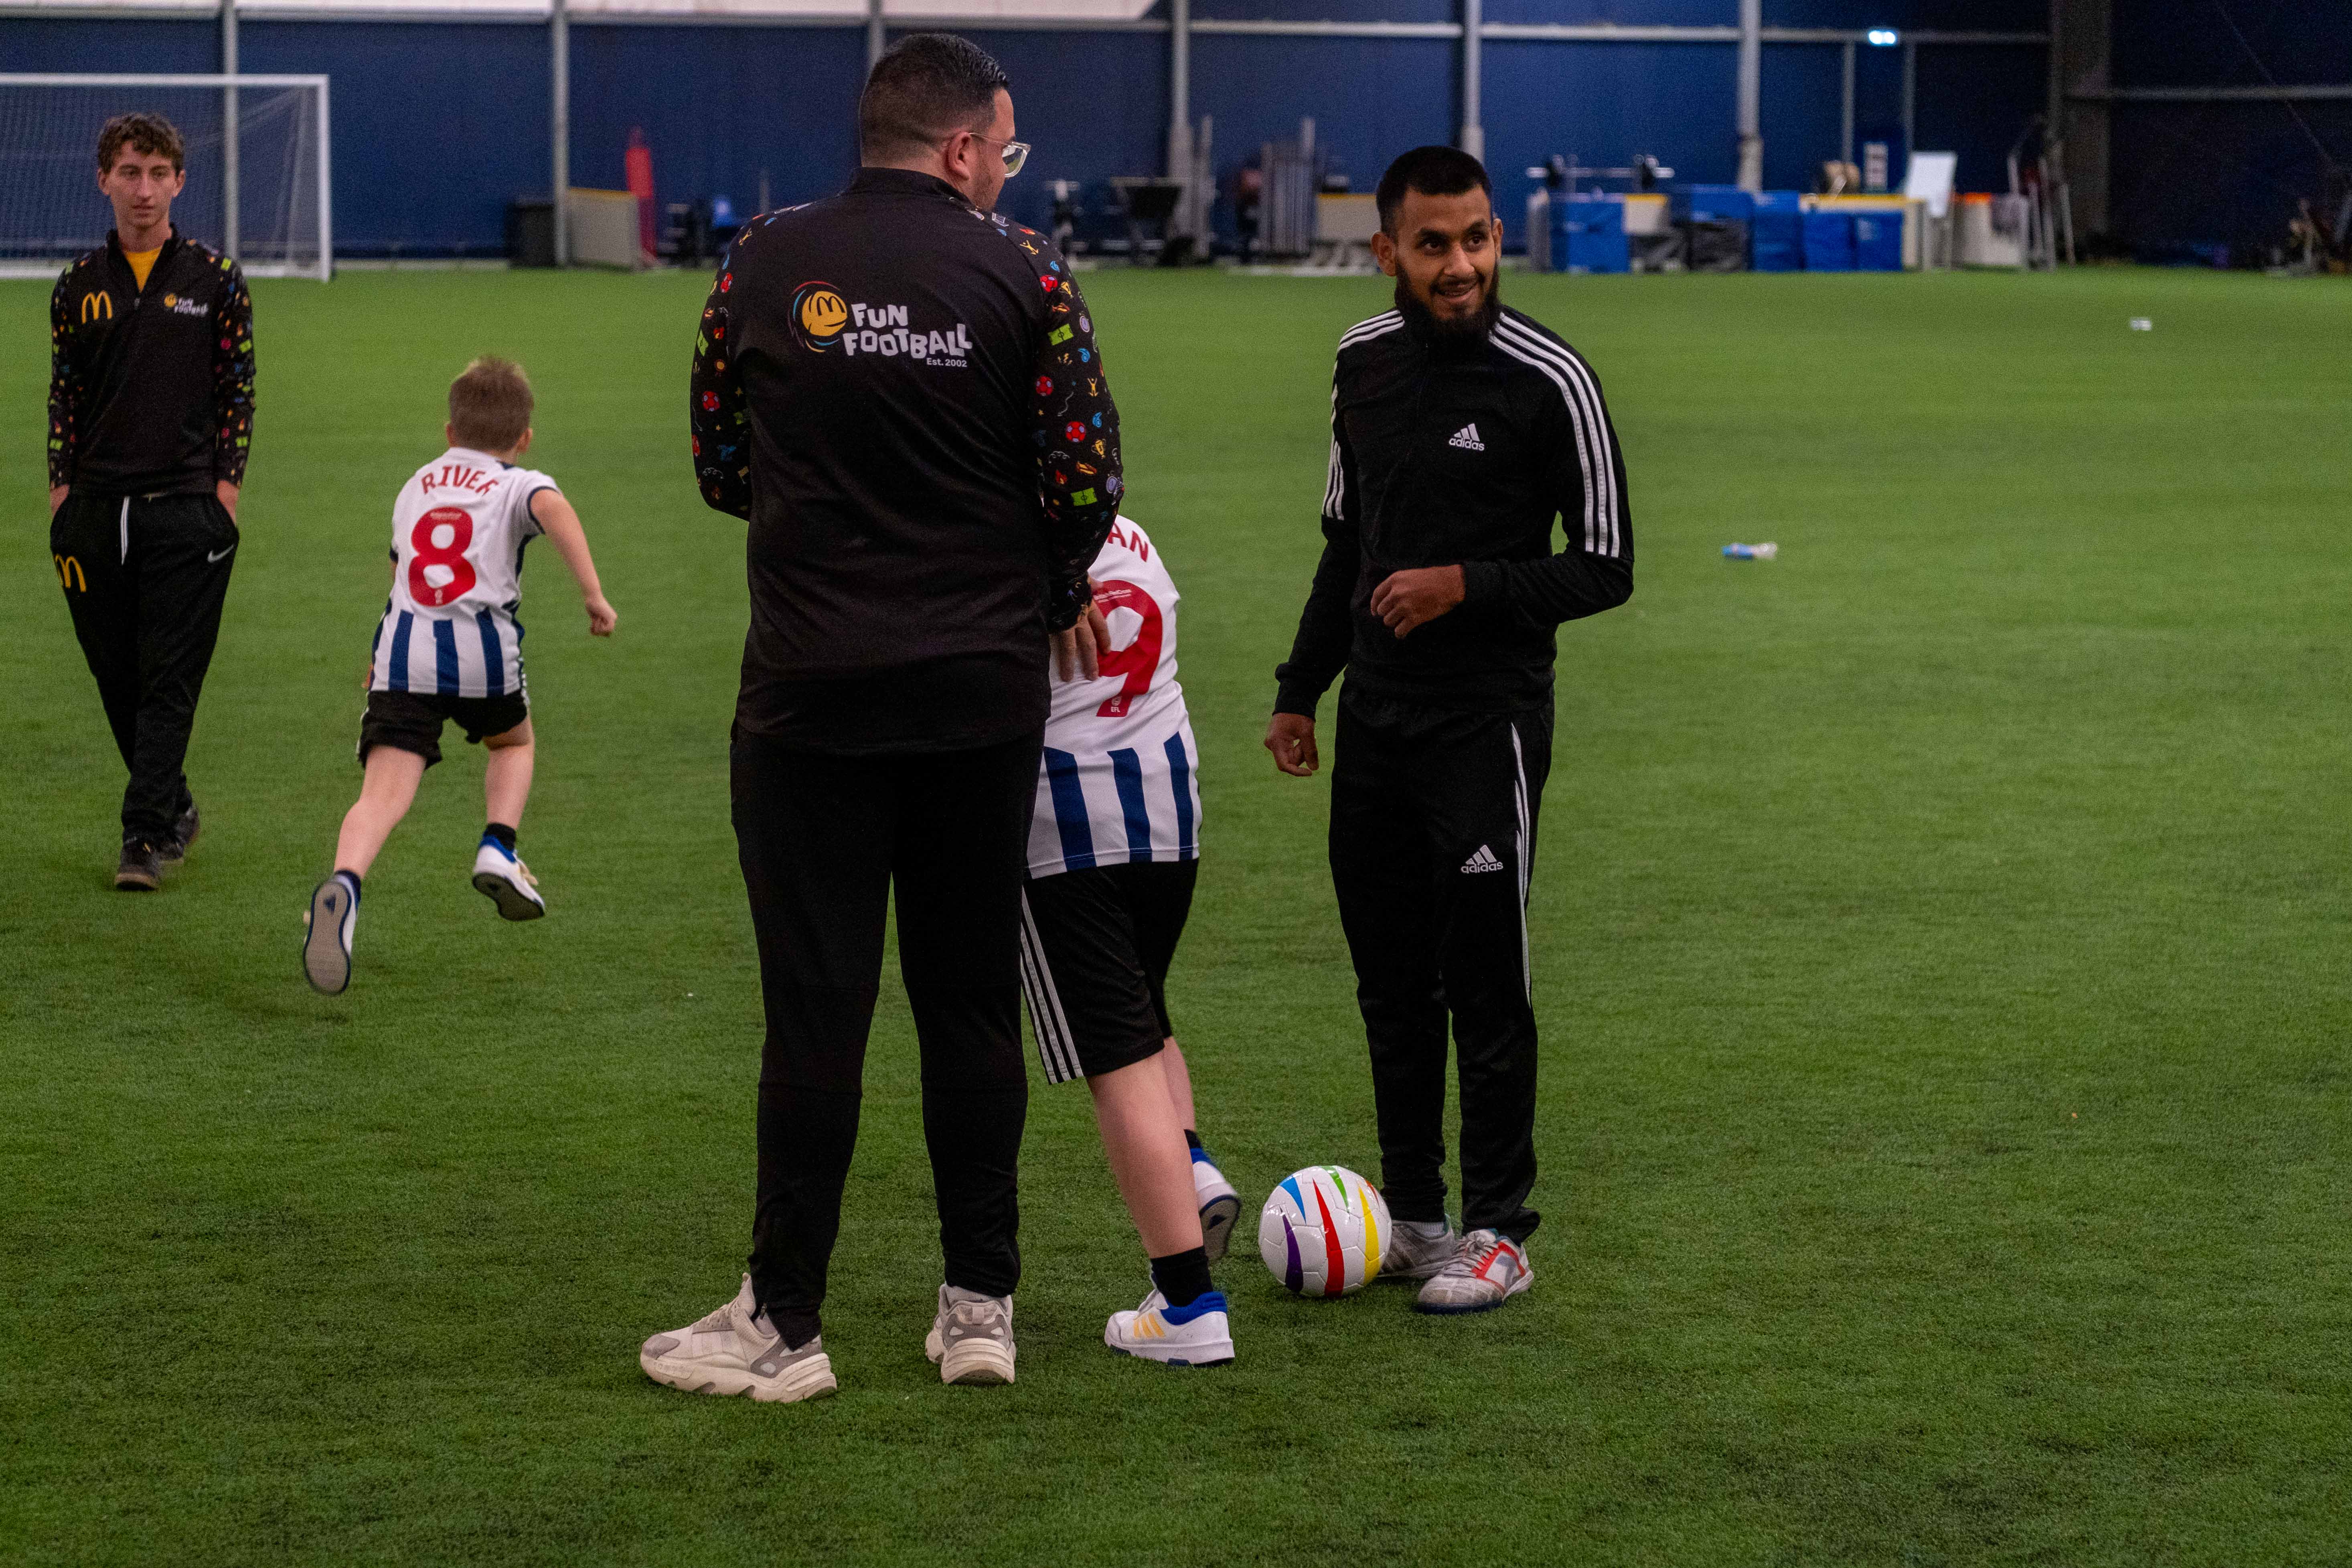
[1681, 184, 1754, 224]
[1750, 191, 1804, 273]
[1801, 210, 1856, 271]
[1852, 209, 1906, 270]
[1549, 195, 1629, 274]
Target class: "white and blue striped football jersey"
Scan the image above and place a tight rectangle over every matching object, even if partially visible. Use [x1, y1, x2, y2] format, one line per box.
[1029, 516, 1203, 878]
[368, 446, 555, 700]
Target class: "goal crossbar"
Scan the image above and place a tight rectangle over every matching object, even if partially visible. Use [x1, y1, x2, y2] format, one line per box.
[0, 73, 332, 280]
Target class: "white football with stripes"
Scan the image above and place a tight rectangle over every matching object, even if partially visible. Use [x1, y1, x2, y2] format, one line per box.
[1258, 1165, 1390, 1298]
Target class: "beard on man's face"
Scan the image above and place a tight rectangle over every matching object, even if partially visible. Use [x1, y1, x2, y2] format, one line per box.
[1396, 265, 1501, 352]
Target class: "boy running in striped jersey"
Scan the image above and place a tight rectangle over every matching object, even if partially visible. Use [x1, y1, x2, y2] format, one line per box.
[1015, 515, 1240, 1367]
[302, 357, 615, 995]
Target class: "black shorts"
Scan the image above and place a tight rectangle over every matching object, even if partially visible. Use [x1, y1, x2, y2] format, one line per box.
[357, 689, 529, 768]
[1018, 858, 1198, 1085]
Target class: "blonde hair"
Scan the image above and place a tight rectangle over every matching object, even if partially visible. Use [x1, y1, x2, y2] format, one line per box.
[448, 356, 533, 452]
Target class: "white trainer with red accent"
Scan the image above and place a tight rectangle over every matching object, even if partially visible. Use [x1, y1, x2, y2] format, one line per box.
[1414, 1228, 1532, 1314]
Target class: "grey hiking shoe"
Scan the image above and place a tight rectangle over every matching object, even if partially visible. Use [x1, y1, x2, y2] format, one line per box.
[1414, 1229, 1533, 1315]
[640, 1274, 837, 1404]
[1380, 1217, 1463, 1283]
[924, 1284, 1016, 1386]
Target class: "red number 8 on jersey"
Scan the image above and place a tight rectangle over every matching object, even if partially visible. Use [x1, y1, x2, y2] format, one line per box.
[1091, 577, 1163, 719]
[408, 506, 477, 608]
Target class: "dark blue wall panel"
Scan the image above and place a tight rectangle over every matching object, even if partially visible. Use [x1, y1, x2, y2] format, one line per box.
[1484, 38, 1739, 202]
[1766, 0, 2042, 28]
[1759, 41, 1840, 190]
[1191, 33, 1457, 196]
[569, 23, 865, 221]
[2104, 0, 2347, 252]
[1913, 42, 2044, 195]
[245, 20, 547, 255]
[4, 17, 216, 72]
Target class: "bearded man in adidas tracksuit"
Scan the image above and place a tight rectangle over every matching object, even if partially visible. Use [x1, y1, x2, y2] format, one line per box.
[1266, 146, 1633, 1315]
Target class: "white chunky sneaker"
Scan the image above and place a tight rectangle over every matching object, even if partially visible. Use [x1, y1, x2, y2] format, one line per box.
[924, 1284, 1016, 1385]
[1105, 1288, 1235, 1367]
[471, 839, 545, 921]
[1414, 1228, 1533, 1315]
[1380, 1217, 1463, 1283]
[1190, 1148, 1242, 1263]
[639, 1274, 837, 1403]
[301, 874, 359, 995]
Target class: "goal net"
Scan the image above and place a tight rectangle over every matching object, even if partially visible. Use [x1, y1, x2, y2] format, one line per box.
[0, 74, 330, 280]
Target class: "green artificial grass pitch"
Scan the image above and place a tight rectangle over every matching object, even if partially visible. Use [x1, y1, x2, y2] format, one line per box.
[2, 265, 2347, 1566]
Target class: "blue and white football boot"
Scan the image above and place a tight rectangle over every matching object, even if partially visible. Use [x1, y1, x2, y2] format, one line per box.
[471, 837, 545, 921]
[1190, 1146, 1242, 1262]
[1105, 1288, 1234, 1367]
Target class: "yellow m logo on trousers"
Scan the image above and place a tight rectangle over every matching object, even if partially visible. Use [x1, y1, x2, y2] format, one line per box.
[55, 554, 87, 591]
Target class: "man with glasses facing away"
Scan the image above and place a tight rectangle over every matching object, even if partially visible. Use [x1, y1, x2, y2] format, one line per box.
[646, 32, 1121, 1404]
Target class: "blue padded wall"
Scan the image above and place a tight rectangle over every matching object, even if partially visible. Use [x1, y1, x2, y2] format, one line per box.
[246, 20, 550, 255]
[2, 1, 2062, 258]
[1191, 34, 1455, 198]
[568, 24, 866, 219]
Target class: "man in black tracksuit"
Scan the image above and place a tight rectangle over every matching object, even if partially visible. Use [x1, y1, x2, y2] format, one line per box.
[49, 112, 256, 890]
[643, 34, 1120, 1403]
[1267, 147, 1631, 1315]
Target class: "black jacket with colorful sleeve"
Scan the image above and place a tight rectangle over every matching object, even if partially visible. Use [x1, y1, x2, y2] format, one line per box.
[689, 168, 1122, 751]
[49, 228, 255, 496]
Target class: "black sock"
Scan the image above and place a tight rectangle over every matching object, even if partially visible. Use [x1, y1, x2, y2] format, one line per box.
[484, 822, 517, 852]
[334, 869, 363, 903]
[1182, 1128, 1203, 1153]
[1149, 1247, 1213, 1309]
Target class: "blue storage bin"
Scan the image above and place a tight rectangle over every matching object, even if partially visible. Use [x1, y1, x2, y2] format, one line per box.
[1801, 210, 1856, 271]
[1549, 195, 1629, 274]
[1750, 190, 1804, 273]
[1681, 184, 1754, 224]
[1852, 209, 1905, 270]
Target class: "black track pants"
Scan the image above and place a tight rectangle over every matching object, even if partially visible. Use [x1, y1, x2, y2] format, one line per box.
[1328, 696, 1553, 1242]
[732, 728, 1041, 1337]
[49, 490, 238, 846]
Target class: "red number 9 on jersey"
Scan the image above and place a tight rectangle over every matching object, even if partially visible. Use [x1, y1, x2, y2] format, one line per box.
[1090, 577, 1163, 719]
[408, 506, 477, 608]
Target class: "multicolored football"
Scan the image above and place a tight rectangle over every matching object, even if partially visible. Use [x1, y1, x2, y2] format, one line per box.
[1258, 1165, 1389, 1297]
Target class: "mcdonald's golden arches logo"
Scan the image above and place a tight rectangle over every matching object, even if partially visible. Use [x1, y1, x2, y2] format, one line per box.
[80, 291, 113, 323]
[55, 554, 87, 592]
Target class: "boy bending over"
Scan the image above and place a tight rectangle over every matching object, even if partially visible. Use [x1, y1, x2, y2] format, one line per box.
[303, 357, 615, 994]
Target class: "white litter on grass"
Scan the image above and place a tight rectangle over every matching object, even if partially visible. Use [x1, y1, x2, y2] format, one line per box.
[1722, 542, 1779, 561]
[2129, 317, 2153, 331]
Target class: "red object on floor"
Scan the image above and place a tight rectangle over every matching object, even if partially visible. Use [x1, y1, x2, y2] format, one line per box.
[625, 127, 656, 262]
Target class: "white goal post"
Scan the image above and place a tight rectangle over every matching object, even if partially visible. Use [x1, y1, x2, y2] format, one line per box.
[0, 73, 332, 281]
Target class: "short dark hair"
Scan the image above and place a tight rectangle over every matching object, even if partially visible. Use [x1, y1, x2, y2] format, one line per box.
[1376, 146, 1492, 235]
[449, 356, 533, 452]
[859, 33, 1010, 164]
[97, 112, 184, 174]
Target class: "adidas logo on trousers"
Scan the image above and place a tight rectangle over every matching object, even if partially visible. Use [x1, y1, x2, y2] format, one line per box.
[1461, 844, 1505, 874]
